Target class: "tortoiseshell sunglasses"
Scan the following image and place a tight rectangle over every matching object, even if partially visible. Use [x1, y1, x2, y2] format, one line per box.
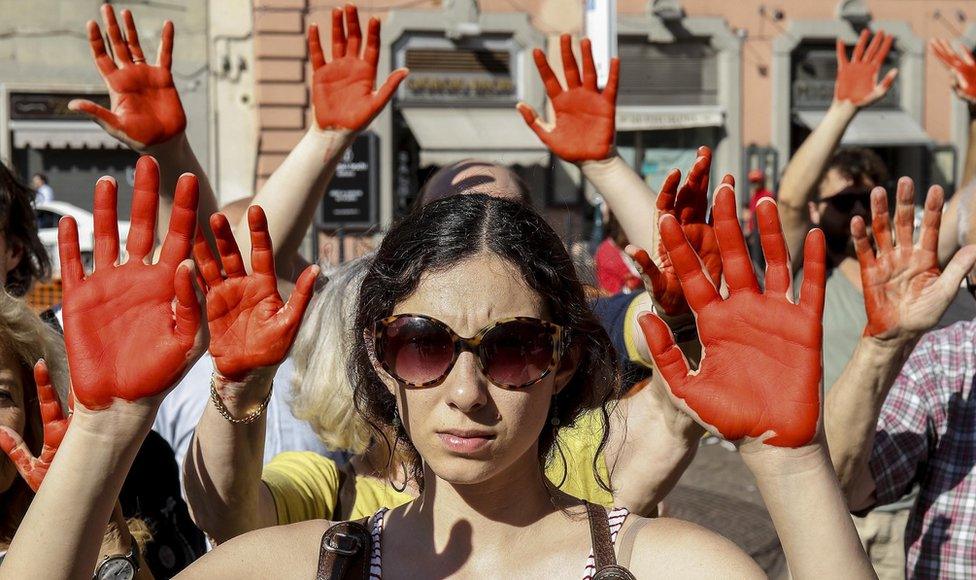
[372, 314, 566, 389]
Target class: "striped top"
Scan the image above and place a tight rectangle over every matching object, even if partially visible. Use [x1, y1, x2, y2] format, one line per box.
[368, 506, 629, 579]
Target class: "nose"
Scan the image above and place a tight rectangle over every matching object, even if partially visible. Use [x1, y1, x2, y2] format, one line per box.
[443, 352, 488, 412]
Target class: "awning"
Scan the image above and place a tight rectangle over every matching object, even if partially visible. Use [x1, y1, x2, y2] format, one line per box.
[400, 107, 548, 167]
[793, 109, 932, 146]
[615, 105, 725, 131]
[10, 120, 125, 150]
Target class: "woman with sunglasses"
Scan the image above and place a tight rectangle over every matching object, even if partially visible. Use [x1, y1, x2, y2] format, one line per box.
[4, 176, 874, 578]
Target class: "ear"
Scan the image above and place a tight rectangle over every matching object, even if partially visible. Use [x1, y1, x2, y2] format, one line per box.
[552, 341, 581, 396]
[364, 328, 399, 395]
[808, 201, 821, 225]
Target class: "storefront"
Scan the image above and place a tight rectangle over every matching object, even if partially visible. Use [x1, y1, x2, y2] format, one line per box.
[376, 0, 547, 218]
[0, 88, 138, 215]
[614, 3, 741, 194]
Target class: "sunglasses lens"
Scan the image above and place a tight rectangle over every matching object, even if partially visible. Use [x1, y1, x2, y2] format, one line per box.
[379, 317, 454, 385]
[482, 320, 557, 387]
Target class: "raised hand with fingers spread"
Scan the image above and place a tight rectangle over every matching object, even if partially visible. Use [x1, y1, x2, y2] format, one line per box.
[626, 147, 726, 316]
[308, 4, 409, 132]
[0, 361, 69, 492]
[856, 177, 976, 340]
[835, 29, 898, 107]
[640, 186, 826, 448]
[931, 39, 976, 104]
[193, 206, 318, 383]
[69, 4, 185, 150]
[60, 156, 202, 409]
[517, 34, 620, 163]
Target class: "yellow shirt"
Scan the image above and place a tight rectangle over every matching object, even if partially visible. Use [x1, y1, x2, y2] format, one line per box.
[262, 410, 613, 524]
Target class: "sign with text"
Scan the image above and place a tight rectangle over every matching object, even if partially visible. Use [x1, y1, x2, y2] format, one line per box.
[319, 132, 379, 231]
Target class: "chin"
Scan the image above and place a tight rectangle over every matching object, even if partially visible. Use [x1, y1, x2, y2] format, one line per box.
[422, 451, 504, 486]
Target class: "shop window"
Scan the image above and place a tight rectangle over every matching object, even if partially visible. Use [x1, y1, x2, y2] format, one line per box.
[617, 37, 718, 107]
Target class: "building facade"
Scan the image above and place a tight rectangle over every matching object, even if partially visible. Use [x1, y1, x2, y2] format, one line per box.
[3, 0, 976, 259]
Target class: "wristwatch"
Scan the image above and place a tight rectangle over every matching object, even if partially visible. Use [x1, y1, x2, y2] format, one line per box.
[93, 546, 139, 580]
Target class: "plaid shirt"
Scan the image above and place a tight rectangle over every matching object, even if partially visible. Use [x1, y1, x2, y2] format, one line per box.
[870, 320, 976, 578]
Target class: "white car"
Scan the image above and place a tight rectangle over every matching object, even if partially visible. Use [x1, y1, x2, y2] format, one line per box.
[36, 201, 131, 276]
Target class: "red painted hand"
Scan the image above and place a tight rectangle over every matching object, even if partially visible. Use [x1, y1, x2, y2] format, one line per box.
[640, 187, 827, 448]
[517, 34, 620, 163]
[193, 206, 318, 381]
[60, 156, 201, 409]
[308, 4, 408, 132]
[0, 361, 70, 492]
[835, 29, 898, 107]
[68, 5, 186, 150]
[931, 39, 976, 104]
[856, 177, 976, 340]
[626, 147, 725, 316]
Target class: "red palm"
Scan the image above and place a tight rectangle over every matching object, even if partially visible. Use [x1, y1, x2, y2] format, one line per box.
[69, 5, 185, 149]
[835, 29, 898, 107]
[0, 361, 70, 492]
[517, 34, 620, 163]
[931, 39, 976, 104]
[856, 178, 963, 339]
[194, 207, 317, 381]
[60, 157, 201, 409]
[308, 5, 408, 131]
[627, 147, 725, 315]
[641, 187, 827, 448]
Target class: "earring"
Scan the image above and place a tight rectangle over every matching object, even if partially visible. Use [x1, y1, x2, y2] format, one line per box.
[550, 396, 560, 427]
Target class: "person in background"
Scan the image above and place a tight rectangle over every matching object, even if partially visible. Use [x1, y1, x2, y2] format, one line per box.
[594, 212, 642, 295]
[30, 174, 53, 205]
[743, 169, 774, 236]
[0, 163, 50, 298]
[824, 177, 976, 578]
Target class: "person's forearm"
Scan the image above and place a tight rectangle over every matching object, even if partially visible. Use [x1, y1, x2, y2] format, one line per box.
[824, 335, 917, 503]
[962, 105, 976, 187]
[608, 382, 703, 515]
[233, 127, 355, 273]
[143, 133, 220, 251]
[581, 155, 658, 253]
[0, 406, 153, 580]
[778, 101, 857, 262]
[183, 369, 276, 543]
[742, 445, 875, 579]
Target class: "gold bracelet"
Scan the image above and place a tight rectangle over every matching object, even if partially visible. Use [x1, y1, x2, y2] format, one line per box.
[209, 375, 272, 424]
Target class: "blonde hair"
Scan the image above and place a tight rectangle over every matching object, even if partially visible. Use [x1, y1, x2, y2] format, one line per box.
[289, 256, 371, 454]
[0, 291, 68, 407]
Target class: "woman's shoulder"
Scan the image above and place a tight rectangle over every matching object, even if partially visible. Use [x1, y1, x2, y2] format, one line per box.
[623, 516, 765, 579]
[178, 519, 335, 578]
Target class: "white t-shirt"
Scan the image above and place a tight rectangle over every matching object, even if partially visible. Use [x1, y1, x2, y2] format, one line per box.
[153, 353, 339, 486]
[35, 184, 53, 204]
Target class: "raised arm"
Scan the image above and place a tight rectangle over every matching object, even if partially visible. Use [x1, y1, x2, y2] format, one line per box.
[183, 207, 316, 543]
[640, 185, 874, 577]
[0, 158, 203, 579]
[69, 4, 219, 249]
[233, 4, 407, 272]
[778, 29, 897, 265]
[517, 35, 658, 254]
[931, 39, 976, 261]
[824, 178, 976, 509]
[0, 362, 152, 578]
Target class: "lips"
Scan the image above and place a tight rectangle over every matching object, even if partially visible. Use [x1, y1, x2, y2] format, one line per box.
[437, 430, 495, 454]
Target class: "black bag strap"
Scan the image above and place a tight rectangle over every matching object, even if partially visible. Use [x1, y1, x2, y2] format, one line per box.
[585, 502, 637, 580]
[316, 516, 372, 580]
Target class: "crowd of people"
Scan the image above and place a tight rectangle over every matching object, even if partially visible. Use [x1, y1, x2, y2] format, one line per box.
[2, 3, 976, 578]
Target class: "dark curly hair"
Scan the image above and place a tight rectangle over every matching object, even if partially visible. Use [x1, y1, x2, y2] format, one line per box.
[0, 162, 50, 295]
[351, 194, 619, 492]
[826, 148, 888, 190]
